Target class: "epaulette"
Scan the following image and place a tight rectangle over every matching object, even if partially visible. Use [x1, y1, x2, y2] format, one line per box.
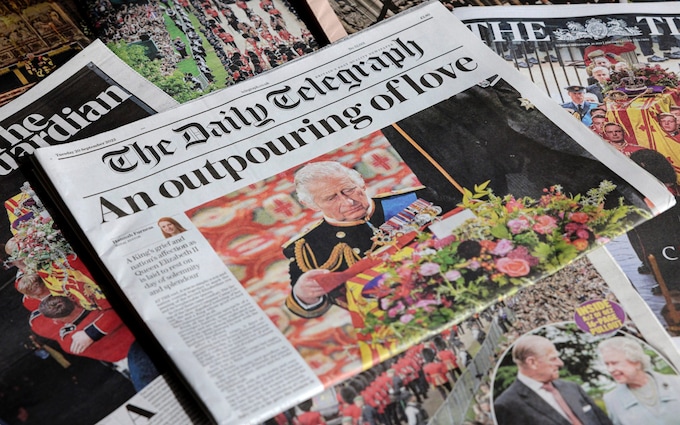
[373, 185, 425, 199]
[282, 219, 324, 249]
[29, 309, 41, 324]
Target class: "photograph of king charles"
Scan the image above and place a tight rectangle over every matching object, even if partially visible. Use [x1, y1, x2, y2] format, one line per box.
[283, 161, 442, 319]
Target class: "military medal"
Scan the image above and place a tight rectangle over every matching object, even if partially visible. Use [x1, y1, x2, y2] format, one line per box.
[369, 198, 442, 249]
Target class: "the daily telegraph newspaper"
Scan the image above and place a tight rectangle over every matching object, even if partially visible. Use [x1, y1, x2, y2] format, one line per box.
[275, 248, 680, 425]
[29, 2, 677, 424]
[0, 40, 210, 425]
[453, 2, 680, 349]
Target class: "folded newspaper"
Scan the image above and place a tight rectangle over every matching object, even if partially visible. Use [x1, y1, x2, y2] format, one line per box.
[453, 0, 680, 353]
[0, 40, 213, 424]
[28, 2, 677, 424]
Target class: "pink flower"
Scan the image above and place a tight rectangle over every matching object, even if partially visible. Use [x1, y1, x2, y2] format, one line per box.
[507, 246, 539, 267]
[444, 270, 462, 281]
[492, 239, 514, 256]
[532, 215, 558, 234]
[415, 299, 439, 308]
[496, 257, 531, 277]
[569, 212, 589, 224]
[507, 217, 531, 234]
[434, 235, 456, 249]
[388, 302, 405, 318]
[419, 262, 441, 276]
[400, 314, 414, 323]
[505, 197, 523, 213]
[396, 264, 413, 281]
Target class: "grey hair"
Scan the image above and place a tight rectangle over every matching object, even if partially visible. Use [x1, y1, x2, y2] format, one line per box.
[512, 334, 554, 366]
[591, 66, 610, 75]
[598, 336, 651, 370]
[294, 161, 365, 208]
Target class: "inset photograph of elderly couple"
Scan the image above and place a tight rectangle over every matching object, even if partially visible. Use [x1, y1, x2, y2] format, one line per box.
[492, 324, 680, 425]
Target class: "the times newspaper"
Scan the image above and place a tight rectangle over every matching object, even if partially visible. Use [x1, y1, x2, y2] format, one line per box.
[453, 1, 680, 352]
[272, 247, 680, 425]
[30, 3, 677, 424]
[0, 40, 210, 424]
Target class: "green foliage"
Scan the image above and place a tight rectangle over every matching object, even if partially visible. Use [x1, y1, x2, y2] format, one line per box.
[107, 41, 205, 103]
[357, 181, 650, 344]
[494, 365, 518, 394]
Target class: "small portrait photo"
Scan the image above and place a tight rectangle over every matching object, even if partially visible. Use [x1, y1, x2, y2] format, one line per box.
[157, 216, 187, 238]
[492, 323, 680, 425]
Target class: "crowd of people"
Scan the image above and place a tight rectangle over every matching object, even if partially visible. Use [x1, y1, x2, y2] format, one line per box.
[504, 258, 617, 335]
[179, 0, 317, 84]
[85, 0, 318, 88]
[558, 47, 680, 304]
[87, 1, 182, 75]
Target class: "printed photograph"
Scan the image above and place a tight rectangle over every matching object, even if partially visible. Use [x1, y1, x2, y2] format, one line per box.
[185, 79, 654, 387]
[492, 324, 680, 425]
[457, 9, 680, 339]
[84, 0, 321, 102]
[0, 63, 167, 424]
[0, 1, 90, 103]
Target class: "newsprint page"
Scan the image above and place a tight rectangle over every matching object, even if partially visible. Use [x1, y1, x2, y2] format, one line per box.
[453, 2, 680, 352]
[278, 248, 680, 425]
[31, 2, 676, 424]
[0, 41, 208, 424]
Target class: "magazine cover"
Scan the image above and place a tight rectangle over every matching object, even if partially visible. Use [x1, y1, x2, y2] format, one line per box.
[0, 1, 91, 104]
[0, 41, 210, 425]
[30, 3, 675, 423]
[454, 2, 680, 348]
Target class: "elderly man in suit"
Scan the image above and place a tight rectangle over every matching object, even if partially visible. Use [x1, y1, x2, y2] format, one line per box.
[494, 334, 613, 425]
[586, 66, 611, 103]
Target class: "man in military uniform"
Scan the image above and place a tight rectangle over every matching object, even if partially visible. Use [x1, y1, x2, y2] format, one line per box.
[560, 85, 594, 126]
[283, 161, 439, 319]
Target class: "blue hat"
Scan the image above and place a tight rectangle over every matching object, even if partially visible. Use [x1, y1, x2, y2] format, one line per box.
[565, 85, 586, 93]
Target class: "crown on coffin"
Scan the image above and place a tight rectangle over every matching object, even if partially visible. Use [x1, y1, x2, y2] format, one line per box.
[617, 73, 647, 91]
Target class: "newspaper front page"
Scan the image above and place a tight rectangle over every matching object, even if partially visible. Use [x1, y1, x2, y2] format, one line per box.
[0, 40, 211, 425]
[272, 247, 680, 425]
[454, 2, 680, 352]
[32, 2, 676, 424]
